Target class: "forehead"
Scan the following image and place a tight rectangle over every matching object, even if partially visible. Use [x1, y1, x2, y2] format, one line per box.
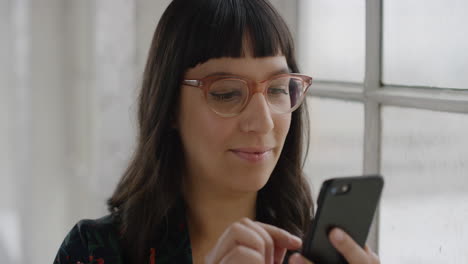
[185, 55, 289, 81]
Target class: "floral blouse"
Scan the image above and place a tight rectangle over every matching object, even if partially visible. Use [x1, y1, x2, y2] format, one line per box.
[53, 204, 192, 264]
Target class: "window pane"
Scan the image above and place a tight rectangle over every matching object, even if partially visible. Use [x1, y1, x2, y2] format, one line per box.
[298, 0, 364, 83]
[381, 106, 468, 263]
[382, 0, 468, 89]
[304, 97, 364, 200]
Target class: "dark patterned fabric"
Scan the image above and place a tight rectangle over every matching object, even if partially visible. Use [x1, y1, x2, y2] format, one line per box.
[53, 202, 193, 264]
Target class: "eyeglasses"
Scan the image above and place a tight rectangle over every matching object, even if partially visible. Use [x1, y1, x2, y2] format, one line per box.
[182, 73, 313, 117]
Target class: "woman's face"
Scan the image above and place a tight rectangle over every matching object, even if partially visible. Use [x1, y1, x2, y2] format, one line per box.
[178, 54, 291, 194]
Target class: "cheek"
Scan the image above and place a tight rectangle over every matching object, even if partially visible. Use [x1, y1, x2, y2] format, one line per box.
[274, 114, 292, 144]
[178, 89, 233, 159]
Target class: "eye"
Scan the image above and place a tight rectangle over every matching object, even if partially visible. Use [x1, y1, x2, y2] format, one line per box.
[268, 87, 289, 96]
[209, 91, 243, 101]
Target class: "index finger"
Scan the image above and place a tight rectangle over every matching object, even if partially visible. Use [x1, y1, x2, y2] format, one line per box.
[255, 222, 302, 250]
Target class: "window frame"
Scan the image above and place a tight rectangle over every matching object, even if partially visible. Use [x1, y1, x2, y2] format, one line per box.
[292, 0, 468, 252]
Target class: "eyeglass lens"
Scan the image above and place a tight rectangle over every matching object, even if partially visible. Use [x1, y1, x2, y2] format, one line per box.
[206, 76, 304, 115]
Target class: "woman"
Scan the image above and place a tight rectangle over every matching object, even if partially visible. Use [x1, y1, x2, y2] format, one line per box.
[54, 0, 380, 263]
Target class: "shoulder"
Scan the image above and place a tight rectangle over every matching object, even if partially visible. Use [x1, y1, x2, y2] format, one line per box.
[54, 215, 124, 264]
[74, 215, 120, 242]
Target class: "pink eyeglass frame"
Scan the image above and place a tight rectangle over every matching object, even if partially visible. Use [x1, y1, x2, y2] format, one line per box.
[182, 73, 313, 117]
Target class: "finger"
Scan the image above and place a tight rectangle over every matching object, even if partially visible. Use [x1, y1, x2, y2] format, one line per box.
[242, 218, 274, 264]
[208, 221, 265, 263]
[275, 248, 287, 264]
[255, 221, 302, 249]
[246, 220, 287, 264]
[364, 245, 380, 263]
[288, 252, 315, 264]
[364, 245, 371, 253]
[220, 245, 263, 264]
[329, 228, 368, 264]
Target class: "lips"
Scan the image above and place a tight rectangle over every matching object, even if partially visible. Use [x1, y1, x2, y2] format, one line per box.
[229, 147, 273, 162]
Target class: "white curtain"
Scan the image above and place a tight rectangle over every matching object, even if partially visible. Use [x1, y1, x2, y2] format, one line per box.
[0, 1, 296, 263]
[0, 0, 170, 263]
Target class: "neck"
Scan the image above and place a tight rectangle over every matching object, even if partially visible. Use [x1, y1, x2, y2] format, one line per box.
[183, 178, 258, 247]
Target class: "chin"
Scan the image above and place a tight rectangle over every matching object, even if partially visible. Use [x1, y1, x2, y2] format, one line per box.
[229, 170, 272, 193]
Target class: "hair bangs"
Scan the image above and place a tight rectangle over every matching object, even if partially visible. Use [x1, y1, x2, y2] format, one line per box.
[181, 0, 295, 70]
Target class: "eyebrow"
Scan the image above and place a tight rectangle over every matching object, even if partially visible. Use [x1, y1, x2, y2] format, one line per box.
[204, 67, 291, 79]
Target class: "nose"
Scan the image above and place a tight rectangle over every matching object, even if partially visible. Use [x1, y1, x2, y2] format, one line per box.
[238, 93, 274, 134]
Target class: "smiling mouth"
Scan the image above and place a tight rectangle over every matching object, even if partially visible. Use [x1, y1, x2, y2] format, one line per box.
[229, 148, 273, 162]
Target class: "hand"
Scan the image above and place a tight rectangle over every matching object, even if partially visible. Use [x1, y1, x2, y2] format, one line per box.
[205, 218, 302, 264]
[288, 228, 380, 264]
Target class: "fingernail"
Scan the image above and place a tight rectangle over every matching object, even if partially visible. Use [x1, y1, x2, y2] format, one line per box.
[289, 253, 305, 264]
[331, 228, 345, 243]
[289, 234, 303, 245]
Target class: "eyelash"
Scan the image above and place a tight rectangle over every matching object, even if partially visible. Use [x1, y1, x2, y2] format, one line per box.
[209, 91, 242, 101]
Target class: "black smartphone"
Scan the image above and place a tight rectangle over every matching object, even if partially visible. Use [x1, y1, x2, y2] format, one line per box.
[301, 175, 384, 264]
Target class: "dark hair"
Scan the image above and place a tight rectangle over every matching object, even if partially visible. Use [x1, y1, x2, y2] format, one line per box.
[107, 0, 313, 262]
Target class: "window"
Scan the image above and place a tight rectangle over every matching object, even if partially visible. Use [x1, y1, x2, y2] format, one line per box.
[298, 0, 365, 82]
[380, 106, 468, 262]
[383, 0, 468, 89]
[304, 98, 364, 200]
[297, 0, 468, 262]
